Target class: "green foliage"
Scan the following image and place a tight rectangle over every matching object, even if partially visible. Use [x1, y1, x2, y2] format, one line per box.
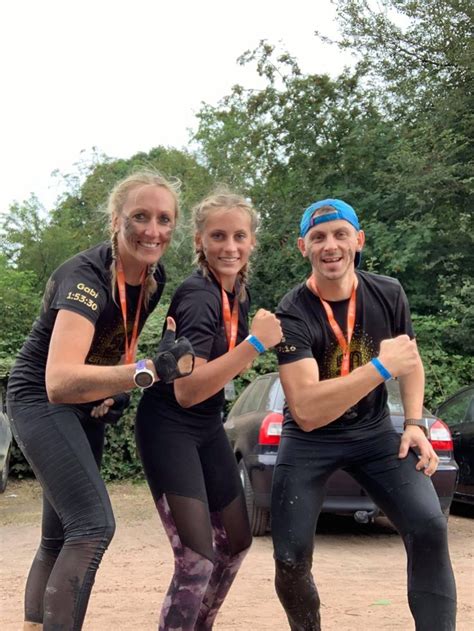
[0, 255, 41, 359]
[100, 399, 143, 481]
[5, 0, 473, 480]
[413, 314, 474, 408]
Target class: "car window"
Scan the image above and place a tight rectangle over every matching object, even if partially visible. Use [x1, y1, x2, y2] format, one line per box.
[239, 377, 271, 415]
[386, 381, 404, 415]
[385, 380, 431, 417]
[437, 388, 474, 426]
[269, 379, 285, 413]
[226, 384, 253, 420]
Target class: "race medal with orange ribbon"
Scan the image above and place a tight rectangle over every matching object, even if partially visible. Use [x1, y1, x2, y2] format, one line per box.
[307, 276, 356, 376]
[116, 258, 146, 365]
[222, 286, 239, 400]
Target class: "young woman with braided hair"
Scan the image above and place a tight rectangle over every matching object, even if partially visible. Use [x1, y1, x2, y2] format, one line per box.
[7, 170, 194, 631]
[135, 191, 282, 630]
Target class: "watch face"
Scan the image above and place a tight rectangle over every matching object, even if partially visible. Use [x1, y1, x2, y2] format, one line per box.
[135, 370, 154, 388]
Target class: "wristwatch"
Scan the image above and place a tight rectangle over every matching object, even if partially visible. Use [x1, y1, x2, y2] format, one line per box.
[133, 359, 155, 389]
[403, 418, 430, 437]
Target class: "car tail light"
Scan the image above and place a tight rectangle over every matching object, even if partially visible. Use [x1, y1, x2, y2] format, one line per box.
[429, 419, 453, 452]
[258, 412, 283, 445]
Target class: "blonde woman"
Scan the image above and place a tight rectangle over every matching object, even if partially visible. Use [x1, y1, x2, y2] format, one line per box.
[136, 191, 282, 630]
[7, 171, 194, 631]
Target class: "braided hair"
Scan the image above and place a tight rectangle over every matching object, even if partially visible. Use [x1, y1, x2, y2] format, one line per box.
[192, 189, 259, 302]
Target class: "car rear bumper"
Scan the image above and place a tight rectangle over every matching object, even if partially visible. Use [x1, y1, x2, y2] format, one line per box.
[245, 453, 458, 516]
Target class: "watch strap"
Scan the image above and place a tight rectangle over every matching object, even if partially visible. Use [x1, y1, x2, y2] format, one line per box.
[403, 418, 430, 437]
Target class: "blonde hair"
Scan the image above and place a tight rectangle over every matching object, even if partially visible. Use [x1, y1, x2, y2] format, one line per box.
[192, 189, 259, 302]
[108, 170, 180, 307]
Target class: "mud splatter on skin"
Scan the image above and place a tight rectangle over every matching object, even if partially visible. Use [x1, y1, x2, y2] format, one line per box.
[122, 215, 141, 248]
[122, 213, 174, 252]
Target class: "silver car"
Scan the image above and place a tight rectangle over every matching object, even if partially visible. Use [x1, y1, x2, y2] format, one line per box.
[0, 377, 12, 493]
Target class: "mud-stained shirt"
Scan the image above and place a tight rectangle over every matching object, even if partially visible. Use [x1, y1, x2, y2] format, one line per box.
[8, 242, 166, 399]
[275, 270, 414, 439]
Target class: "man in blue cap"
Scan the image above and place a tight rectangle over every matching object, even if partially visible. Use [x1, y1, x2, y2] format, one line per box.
[272, 199, 456, 630]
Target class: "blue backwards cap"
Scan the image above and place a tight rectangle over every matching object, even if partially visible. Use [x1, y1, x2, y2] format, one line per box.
[299, 198, 362, 266]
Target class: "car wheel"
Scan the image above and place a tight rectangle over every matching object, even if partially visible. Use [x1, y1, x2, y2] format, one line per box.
[0, 445, 11, 493]
[238, 460, 269, 536]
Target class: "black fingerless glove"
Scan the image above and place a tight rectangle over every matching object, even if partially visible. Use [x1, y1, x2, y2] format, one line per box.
[153, 328, 195, 383]
[99, 392, 131, 425]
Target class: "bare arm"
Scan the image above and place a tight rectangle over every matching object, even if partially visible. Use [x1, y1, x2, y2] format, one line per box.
[46, 310, 139, 403]
[279, 357, 385, 431]
[174, 309, 282, 408]
[173, 344, 260, 408]
[398, 343, 425, 419]
[280, 334, 421, 432]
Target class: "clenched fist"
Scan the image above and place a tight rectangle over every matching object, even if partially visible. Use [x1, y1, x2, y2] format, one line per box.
[378, 335, 419, 378]
[250, 309, 282, 349]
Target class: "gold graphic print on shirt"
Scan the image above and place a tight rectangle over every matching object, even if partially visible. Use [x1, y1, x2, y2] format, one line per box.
[322, 325, 376, 380]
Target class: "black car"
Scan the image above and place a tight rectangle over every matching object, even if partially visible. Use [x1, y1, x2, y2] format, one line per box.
[435, 385, 474, 506]
[224, 373, 458, 535]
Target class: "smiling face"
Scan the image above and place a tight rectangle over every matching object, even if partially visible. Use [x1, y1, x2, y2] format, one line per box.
[114, 184, 176, 275]
[195, 206, 255, 290]
[298, 217, 365, 286]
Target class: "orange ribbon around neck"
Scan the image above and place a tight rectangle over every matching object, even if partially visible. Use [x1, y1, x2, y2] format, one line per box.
[307, 276, 356, 376]
[221, 286, 239, 351]
[116, 257, 146, 364]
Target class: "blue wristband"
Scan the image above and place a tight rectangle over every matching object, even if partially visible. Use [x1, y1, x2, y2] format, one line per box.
[371, 357, 392, 381]
[245, 334, 266, 354]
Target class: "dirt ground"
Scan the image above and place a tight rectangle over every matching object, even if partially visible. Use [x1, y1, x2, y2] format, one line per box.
[1, 480, 472, 630]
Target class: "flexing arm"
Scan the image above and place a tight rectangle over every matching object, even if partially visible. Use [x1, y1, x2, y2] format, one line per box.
[46, 310, 140, 403]
[398, 345, 425, 419]
[174, 309, 281, 408]
[280, 334, 420, 431]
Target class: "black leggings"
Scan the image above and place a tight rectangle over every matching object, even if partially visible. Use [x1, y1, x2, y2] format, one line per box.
[7, 397, 115, 631]
[136, 395, 252, 629]
[271, 429, 457, 631]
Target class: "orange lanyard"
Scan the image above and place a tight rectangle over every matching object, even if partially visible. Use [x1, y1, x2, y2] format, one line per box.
[116, 258, 146, 364]
[307, 276, 356, 376]
[221, 286, 239, 351]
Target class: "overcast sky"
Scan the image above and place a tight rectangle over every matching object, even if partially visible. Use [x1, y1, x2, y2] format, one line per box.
[0, 0, 353, 214]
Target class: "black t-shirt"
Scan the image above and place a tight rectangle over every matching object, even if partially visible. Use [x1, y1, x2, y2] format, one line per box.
[145, 269, 250, 424]
[275, 270, 414, 440]
[8, 242, 166, 399]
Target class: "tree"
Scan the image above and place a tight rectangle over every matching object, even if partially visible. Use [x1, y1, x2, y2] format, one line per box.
[195, 1, 473, 319]
[0, 254, 41, 360]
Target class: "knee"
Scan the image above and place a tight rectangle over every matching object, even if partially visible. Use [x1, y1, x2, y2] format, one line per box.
[411, 515, 448, 549]
[275, 556, 313, 587]
[65, 511, 116, 546]
[38, 536, 64, 560]
[223, 541, 251, 568]
[100, 514, 116, 545]
[274, 557, 320, 609]
[176, 547, 215, 584]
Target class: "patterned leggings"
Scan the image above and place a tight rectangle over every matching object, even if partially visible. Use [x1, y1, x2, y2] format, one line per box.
[156, 493, 250, 630]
